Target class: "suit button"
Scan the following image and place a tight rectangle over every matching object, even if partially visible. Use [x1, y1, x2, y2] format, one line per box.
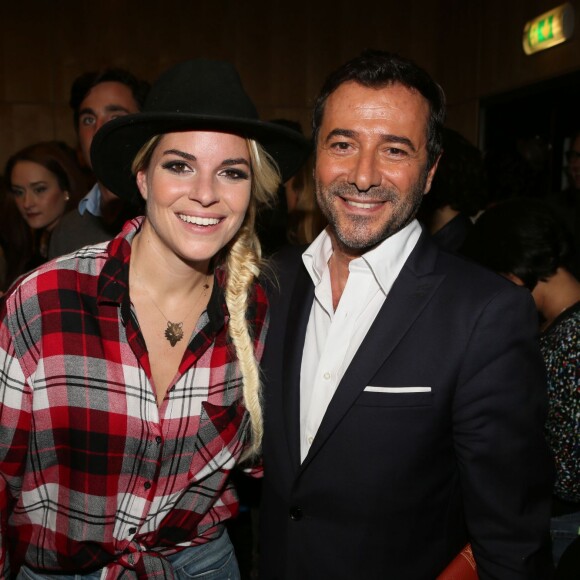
[289, 506, 303, 521]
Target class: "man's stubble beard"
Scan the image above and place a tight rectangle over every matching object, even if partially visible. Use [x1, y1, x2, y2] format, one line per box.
[315, 172, 428, 254]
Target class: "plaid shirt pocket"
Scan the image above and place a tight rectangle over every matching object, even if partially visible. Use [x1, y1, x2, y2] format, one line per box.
[189, 401, 248, 481]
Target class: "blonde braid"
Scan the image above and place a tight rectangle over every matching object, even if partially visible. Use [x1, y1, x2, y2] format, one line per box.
[224, 139, 280, 458]
[224, 217, 263, 458]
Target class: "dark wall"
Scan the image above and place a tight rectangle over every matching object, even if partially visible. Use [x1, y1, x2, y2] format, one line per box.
[1, 0, 579, 170]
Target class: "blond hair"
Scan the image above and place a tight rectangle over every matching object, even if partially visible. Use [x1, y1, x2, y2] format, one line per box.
[222, 139, 279, 458]
[132, 135, 280, 458]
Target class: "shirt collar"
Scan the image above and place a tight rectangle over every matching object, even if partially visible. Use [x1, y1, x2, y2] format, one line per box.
[302, 229, 333, 285]
[97, 217, 141, 313]
[78, 182, 102, 216]
[302, 220, 422, 295]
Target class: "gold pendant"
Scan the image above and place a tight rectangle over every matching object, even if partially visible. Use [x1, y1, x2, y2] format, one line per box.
[165, 321, 184, 347]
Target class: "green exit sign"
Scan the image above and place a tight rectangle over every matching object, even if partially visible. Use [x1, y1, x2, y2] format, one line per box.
[529, 15, 555, 45]
[523, 3, 575, 55]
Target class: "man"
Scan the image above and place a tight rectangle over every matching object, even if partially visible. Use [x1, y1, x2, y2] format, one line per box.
[259, 50, 554, 579]
[417, 127, 487, 252]
[48, 68, 149, 258]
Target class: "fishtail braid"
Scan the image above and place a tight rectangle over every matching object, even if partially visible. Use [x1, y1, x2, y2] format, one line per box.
[224, 139, 280, 458]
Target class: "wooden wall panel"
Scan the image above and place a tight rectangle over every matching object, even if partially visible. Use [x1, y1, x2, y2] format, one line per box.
[303, 1, 345, 112]
[434, 0, 481, 105]
[230, 1, 276, 113]
[1, 104, 56, 164]
[2, 0, 580, 175]
[269, 3, 310, 108]
[0, 105, 16, 167]
[53, 104, 77, 147]
[1, 5, 56, 104]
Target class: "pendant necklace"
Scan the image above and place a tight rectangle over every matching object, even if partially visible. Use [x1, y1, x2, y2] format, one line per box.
[134, 269, 211, 347]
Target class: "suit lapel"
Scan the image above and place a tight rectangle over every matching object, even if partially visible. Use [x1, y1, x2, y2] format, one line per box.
[282, 264, 314, 469]
[299, 234, 445, 472]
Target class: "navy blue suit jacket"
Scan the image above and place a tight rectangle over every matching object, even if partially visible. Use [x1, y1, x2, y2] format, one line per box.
[259, 231, 554, 580]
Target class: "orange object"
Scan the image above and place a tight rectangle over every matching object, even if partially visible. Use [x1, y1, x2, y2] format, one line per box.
[437, 544, 478, 579]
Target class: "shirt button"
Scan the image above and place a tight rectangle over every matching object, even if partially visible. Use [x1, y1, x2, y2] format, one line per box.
[289, 506, 303, 521]
[144, 481, 151, 490]
[307, 436, 313, 445]
[323, 372, 331, 380]
[128, 527, 136, 535]
[155, 436, 162, 444]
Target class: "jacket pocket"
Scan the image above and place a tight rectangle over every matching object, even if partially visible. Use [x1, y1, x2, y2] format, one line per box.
[355, 387, 433, 407]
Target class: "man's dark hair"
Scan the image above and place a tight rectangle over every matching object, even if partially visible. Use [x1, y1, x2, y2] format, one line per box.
[312, 49, 446, 170]
[461, 199, 576, 290]
[69, 68, 150, 129]
[420, 128, 488, 216]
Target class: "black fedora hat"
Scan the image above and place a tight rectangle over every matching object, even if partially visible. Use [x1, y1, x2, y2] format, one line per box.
[90, 59, 311, 202]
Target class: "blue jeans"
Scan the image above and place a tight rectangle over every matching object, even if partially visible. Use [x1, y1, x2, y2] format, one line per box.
[17, 529, 240, 579]
[551, 509, 580, 566]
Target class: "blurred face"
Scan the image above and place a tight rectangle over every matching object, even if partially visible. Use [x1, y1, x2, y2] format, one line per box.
[567, 134, 580, 190]
[315, 81, 438, 255]
[78, 81, 140, 168]
[136, 131, 252, 268]
[10, 161, 69, 230]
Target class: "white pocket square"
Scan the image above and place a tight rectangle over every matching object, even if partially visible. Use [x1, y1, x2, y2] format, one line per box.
[364, 386, 431, 393]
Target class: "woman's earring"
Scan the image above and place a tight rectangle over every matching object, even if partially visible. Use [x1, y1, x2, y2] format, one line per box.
[64, 192, 70, 202]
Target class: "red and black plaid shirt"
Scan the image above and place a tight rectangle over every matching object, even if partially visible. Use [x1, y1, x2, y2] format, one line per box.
[0, 218, 267, 578]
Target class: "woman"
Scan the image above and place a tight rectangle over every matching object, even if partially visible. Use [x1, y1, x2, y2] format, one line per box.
[461, 199, 580, 567]
[0, 59, 309, 578]
[2, 141, 87, 288]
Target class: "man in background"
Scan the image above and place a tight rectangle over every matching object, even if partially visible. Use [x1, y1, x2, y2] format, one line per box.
[49, 68, 149, 258]
[417, 127, 488, 252]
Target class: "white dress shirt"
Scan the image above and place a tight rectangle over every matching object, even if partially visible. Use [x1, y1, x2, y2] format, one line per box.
[299, 220, 422, 461]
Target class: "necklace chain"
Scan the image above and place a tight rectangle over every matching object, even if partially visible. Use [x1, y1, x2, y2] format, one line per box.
[133, 267, 210, 347]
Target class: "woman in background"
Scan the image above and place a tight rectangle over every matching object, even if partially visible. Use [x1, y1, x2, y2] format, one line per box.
[461, 199, 580, 567]
[2, 141, 86, 288]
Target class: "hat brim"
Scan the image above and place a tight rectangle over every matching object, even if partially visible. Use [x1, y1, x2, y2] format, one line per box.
[90, 113, 312, 204]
